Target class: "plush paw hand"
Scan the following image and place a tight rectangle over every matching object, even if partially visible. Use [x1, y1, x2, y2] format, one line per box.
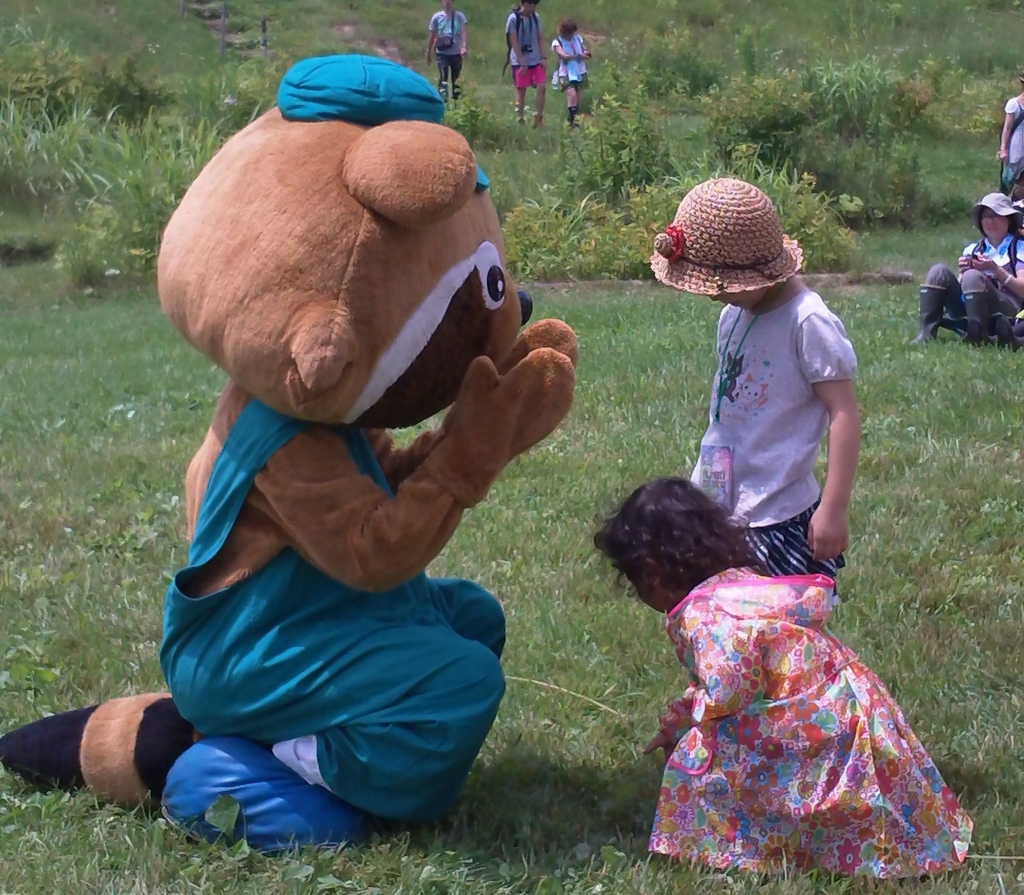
[497, 318, 578, 375]
[429, 324, 577, 507]
[503, 345, 576, 458]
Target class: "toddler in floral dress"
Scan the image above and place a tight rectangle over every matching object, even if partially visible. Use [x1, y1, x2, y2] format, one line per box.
[594, 477, 973, 878]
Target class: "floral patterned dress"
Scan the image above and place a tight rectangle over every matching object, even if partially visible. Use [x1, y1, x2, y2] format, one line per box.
[650, 568, 973, 877]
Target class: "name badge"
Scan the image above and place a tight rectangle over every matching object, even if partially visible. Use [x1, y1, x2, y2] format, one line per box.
[697, 444, 733, 508]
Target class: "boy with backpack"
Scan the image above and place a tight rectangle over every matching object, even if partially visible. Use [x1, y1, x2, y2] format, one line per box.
[504, 1, 546, 127]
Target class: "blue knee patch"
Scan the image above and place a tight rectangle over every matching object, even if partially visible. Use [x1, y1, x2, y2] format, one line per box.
[161, 737, 368, 853]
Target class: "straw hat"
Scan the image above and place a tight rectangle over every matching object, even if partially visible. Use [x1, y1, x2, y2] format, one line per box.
[651, 178, 803, 295]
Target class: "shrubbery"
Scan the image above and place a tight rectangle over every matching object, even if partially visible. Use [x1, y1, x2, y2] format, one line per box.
[57, 119, 224, 286]
[443, 96, 507, 152]
[0, 26, 169, 124]
[1, 25, 274, 285]
[701, 58, 935, 227]
[633, 30, 721, 99]
[0, 20, 1000, 288]
[555, 85, 673, 203]
[503, 150, 858, 281]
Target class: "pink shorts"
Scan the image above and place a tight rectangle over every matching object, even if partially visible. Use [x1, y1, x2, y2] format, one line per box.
[513, 64, 546, 89]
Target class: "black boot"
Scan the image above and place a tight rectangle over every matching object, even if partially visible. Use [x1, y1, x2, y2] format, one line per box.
[913, 285, 946, 343]
[994, 315, 1024, 350]
[964, 292, 993, 345]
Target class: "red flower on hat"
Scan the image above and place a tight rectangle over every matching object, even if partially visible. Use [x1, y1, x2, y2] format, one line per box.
[663, 224, 686, 263]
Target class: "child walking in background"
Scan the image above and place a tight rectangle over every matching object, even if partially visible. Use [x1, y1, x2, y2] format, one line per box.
[551, 19, 591, 127]
[426, 0, 468, 102]
[593, 477, 973, 877]
[651, 178, 861, 580]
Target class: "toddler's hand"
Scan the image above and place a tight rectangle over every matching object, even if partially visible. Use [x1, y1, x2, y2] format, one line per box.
[808, 503, 849, 561]
[643, 730, 675, 766]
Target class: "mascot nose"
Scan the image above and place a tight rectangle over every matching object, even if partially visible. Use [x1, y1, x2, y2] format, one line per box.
[518, 289, 533, 326]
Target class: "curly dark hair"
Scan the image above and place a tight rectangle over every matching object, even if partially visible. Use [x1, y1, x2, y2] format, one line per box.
[593, 477, 763, 598]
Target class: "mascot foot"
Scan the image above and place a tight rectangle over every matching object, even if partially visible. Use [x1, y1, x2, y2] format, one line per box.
[161, 737, 368, 853]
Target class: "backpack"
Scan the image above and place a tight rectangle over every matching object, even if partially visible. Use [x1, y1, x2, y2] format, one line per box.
[503, 6, 540, 75]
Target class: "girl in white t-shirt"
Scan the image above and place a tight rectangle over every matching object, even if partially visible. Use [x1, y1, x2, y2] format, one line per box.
[649, 178, 862, 580]
[550, 19, 590, 127]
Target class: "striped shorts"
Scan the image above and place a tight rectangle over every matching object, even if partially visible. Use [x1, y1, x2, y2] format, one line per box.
[746, 502, 846, 579]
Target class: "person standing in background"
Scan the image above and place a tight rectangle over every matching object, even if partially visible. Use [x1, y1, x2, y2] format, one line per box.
[551, 18, 591, 127]
[505, 1, 546, 127]
[426, 0, 468, 102]
[998, 70, 1024, 194]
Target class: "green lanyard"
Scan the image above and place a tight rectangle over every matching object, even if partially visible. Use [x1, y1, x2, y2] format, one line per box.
[714, 311, 759, 422]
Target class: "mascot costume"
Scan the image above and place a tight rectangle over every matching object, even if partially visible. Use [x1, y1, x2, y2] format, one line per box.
[0, 55, 577, 851]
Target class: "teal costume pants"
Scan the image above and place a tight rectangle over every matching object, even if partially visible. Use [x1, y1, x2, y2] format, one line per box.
[160, 399, 506, 822]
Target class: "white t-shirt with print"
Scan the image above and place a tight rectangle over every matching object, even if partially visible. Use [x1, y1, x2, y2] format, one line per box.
[691, 290, 858, 527]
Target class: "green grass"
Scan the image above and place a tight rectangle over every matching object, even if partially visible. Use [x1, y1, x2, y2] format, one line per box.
[2, 254, 1023, 892]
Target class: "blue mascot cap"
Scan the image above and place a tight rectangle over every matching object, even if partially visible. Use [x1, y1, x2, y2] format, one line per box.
[278, 54, 488, 191]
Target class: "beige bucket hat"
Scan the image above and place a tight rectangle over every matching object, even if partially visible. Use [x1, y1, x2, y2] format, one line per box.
[971, 192, 1023, 233]
[650, 178, 803, 295]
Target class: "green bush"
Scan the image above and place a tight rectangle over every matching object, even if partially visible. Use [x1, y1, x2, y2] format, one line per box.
[503, 153, 858, 281]
[443, 95, 507, 152]
[702, 74, 812, 167]
[634, 30, 722, 99]
[173, 58, 285, 135]
[555, 85, 673, 204]
[802, 59, 932, 141]
[0, 27, 87, 121]
[88, 56, 170, 125]
[798, 133, 920, 227]
[0, 25, 167, 125]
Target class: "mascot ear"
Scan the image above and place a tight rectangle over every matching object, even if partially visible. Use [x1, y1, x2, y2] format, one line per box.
[343, 120, 477, 229]
[286, 300, 355, 403]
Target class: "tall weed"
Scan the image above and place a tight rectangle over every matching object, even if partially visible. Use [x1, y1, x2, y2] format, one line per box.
[58, 117, 225, 286]
[803, 58, 931, 140]
[0, 101, 96, 204]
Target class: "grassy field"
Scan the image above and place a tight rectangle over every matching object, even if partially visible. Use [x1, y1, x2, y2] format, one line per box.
[2, 243, 1024, 892]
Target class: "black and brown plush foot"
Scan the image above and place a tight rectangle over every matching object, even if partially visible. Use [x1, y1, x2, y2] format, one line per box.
[0, 693, 196, 806]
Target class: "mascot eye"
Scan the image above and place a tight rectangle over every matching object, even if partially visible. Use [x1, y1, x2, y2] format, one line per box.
[485, 266, 506, 309]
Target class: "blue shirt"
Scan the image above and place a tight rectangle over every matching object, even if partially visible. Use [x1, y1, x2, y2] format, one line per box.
[506, 10, 542, 67]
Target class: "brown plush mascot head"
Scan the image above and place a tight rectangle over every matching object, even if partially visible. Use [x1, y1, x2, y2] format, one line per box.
[157, 56, 524, 429]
